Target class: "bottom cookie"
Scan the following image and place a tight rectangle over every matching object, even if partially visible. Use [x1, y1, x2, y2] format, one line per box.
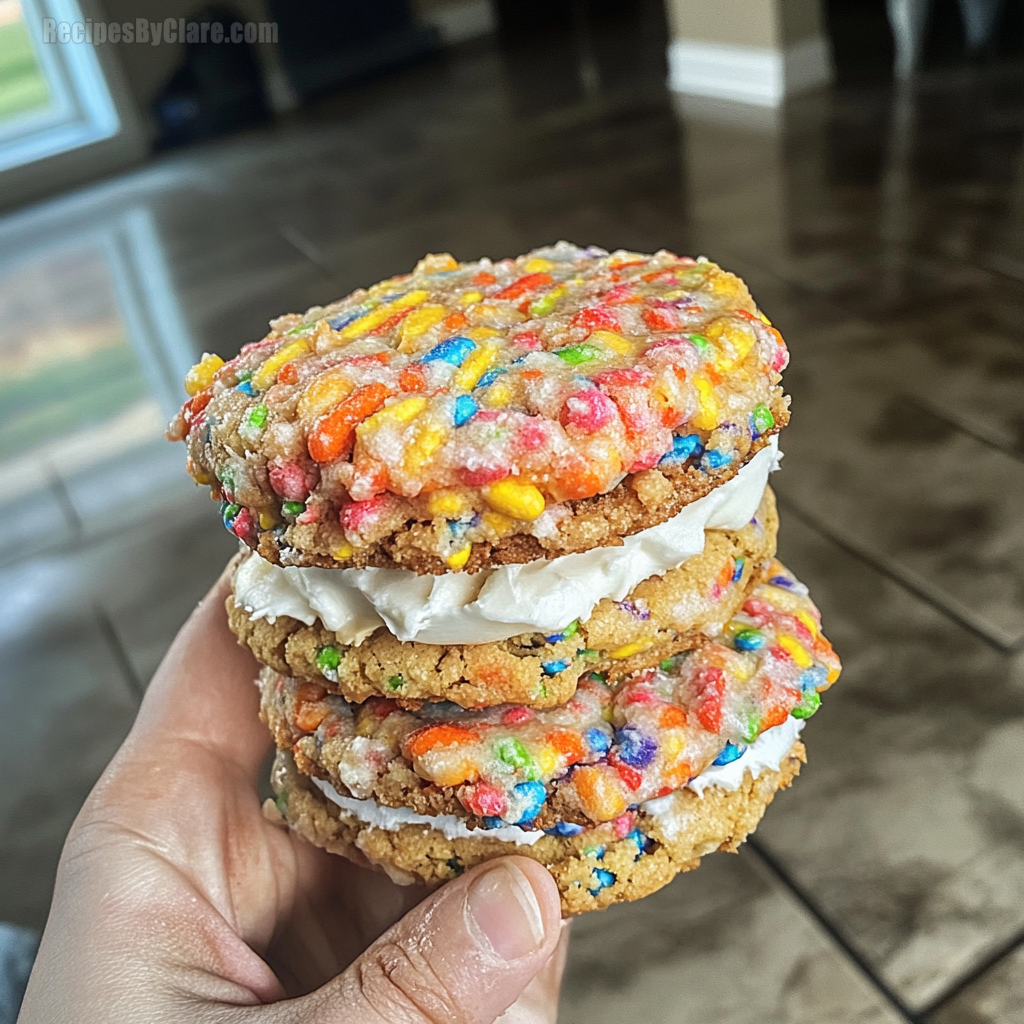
[266, 733, 805, 916]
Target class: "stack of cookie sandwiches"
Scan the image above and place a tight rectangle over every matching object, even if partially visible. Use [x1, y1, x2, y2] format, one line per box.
[169, 243, 841, 914]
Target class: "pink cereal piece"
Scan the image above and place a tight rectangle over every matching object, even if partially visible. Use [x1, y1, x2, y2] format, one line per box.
[269, 461, 312, 501]
[341, 495, 389, 533]
[613, 813, 634, 839]
[502, 707, 534, 725]
[559, 389, 617, 433]
[231, 507, 256, 543]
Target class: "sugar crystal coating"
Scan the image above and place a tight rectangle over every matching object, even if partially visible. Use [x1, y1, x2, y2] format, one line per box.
[263, 561, 839, 831]
[171, 243, 789, 570]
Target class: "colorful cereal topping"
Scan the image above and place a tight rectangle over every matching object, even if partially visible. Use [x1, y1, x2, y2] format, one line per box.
[171, 243, 788, 565]
[275, 561, 838, 829]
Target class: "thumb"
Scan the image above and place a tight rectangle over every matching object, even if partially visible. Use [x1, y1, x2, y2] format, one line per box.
[288, 857, 563, 1024]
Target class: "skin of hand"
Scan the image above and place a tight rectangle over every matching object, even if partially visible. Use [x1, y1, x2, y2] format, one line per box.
[17, 573, 569, 1024]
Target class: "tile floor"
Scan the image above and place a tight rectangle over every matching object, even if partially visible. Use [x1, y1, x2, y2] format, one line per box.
[1, 5, 1023, 1021]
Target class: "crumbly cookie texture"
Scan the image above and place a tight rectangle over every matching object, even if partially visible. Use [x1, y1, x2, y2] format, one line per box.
[266, 743, 805, 915]
[258, 561, 839, 831]
[169, 243, 790, 572]
[229, 489, 779, 708]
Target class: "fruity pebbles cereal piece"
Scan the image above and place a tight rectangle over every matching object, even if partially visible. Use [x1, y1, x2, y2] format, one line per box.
[170, 243, 789, 573]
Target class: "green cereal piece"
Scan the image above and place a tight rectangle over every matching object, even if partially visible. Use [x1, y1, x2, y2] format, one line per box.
[316, 646, 341, 674]
[554, 343, 601, 365]
[387, 675, 404, 691]
[274, 791, 288, 815]
[282, 500, 305, 517]
[689, 333, 710, 353]
[791, 691, 821, 719]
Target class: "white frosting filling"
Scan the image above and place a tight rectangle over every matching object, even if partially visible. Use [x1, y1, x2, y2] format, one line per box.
[236, 437, 780, 646]
[309, 716, 804, 846]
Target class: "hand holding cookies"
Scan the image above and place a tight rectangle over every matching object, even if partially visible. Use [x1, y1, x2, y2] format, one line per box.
[17, 573, 569, 1024]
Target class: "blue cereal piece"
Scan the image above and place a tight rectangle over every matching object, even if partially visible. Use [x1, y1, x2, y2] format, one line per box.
[702, 448, 732, 470]
[588, 868, 616, 896]
[713, 742, 745, 766]
[542, 659, 570, 675]
[327, 309, 365, 330]
[660, 432, 703, 465]
[422, 336, 477, 366]
[731, 556, 745, 583]
[482, 816, 505, 830]
[615, 726, 657, 768]
[234, 380, 255, 396]
[511, 781, 546, 824]
[453, 394, 478, 426]
[733, 628, 765, 651]
[545, 821, 586, 837]
[584, 727, 611, 756]
[475, 367, 506, 389]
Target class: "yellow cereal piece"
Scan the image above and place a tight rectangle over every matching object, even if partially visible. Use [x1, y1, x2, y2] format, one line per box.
[464, 326, 500, 341]
[297, 368, 353, 420]
[258, 511, 278, 530]
[482, 510, 515, 536]
[333, 544, 354, 561]
[404, 420, 447, 473]
[416, 253, 459, 274]
[826, 666, 841, 684]
[482, 380, 512, 408]
[778, 634, 813, 669]
[359, 396, 427, 435]
[589, 330, 633, 354]
[454, 343, 498, 390]
[706, 318, 756, 372]
[608, 640, 654, 660]
[184, 353, 224, 396]
[796, 610, 819, 638]
[398, 304, 448, 351]
[524, 257, 555, 272]
[661, 734, 684, 761]
[537, 745, 559, 774]
[483, 478, 545, 521]
[458, 290, 483, 305]
[252, 338, 310, 391]
[445, 544, 471, 570]
[691, 376, 719, 430]
[758, 310, 772, 325]
[338, 290, 428, 339]
[427, 490, 468, 517]
[710, 269, 742, 296]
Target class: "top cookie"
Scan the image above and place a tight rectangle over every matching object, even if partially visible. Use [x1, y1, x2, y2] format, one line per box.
[169, 243, 789, 572]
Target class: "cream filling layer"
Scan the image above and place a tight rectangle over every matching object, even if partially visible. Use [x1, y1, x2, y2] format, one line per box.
[309, 716, 804, 847]
[235, 437, 780, 646]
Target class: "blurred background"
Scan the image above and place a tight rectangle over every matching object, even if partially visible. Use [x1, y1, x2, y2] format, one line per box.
[1, 0, 1023, 1020]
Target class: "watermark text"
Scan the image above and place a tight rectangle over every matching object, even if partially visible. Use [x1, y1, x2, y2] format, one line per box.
[41, 18, 277, 45]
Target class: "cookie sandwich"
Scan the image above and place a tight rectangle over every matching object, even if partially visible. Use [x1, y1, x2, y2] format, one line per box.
[169, 242, 840, 914]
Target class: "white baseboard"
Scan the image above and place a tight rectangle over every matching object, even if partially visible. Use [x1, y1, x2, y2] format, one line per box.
[422, 0, 496, 45]
[667, 35, 832, 107]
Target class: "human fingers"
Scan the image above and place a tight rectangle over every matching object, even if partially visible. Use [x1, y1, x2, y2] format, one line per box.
[127, 563, 268, 777]
[275, 856, 562, 1024]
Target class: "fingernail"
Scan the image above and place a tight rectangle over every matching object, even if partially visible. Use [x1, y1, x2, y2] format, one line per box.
[466, 862, 546, 961]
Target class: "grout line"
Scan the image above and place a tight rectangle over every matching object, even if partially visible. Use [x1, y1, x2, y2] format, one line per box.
[917, 926, 1024, 1019]
[748, 838, 921, 1023]
[93, 605, 147, 704]
[47, 465, 83, 542]
[902, 394, 1024, 467]
[276, 223, 335, 272]
[774, 493, 1023, 655]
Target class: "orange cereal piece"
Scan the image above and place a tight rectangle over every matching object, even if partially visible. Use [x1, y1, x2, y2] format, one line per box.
[308, 383, 393, 463]
[573, 765, 629, 821]
[406, 723, 479, 758]
[294, 701, 328, 733]
[658, 705, 688, 729]
[546, 728, 585, 764]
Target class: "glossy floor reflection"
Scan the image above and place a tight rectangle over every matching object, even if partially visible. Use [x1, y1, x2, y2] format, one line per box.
[1, 8, 1023, 1021]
